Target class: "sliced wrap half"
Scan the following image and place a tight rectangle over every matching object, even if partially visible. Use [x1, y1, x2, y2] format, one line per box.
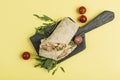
[39, 17, 79, 60]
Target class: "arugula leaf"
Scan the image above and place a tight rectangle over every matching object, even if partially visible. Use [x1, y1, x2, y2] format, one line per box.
[35, 27, 45, 34]
[69, 41, 76, 47]
[34, 14, 58, 35]
[52, 66, 65, 75]
[35, 56, 65, 75]
[34, 63, 41, 67]
[35, 57, 47, 61]
[60, 67, 65, 72]
[35, 56, 57, 72]
[52, 68, 58, 75]
[43, 23, 54, 26]
[33, 14, 54, 22]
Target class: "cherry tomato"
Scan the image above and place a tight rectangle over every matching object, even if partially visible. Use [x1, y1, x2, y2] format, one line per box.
[22, 52, 30, 60]
[79, 6, 86, 14]
[74, 36, 83, 45]
[79, 15, 87, 23]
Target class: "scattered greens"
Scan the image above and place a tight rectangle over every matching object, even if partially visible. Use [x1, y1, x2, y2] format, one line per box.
[60, 67, 65, 72]
[33, 14, 54, 22]
[69, 41, 76, 47]
[33, 14, 57, 34]
[35, 56, 57, 72]
[34, 14, 65, 75]
[69, 41, 76, 49]
[35, 56, 65, 75]
[52, 65, 65, 75]
[52, 67, 58, 75]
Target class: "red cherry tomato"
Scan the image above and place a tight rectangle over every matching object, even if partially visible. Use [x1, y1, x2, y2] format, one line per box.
[22, 52, 30, 60]
[79, 15, 87, 23]
[79, 6, 86, 14]
[74, 36, 83, 45]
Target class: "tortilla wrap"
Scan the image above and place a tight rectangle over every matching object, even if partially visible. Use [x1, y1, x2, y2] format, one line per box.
[39, 17, 79, 60]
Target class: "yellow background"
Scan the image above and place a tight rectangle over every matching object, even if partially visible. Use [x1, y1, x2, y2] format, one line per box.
[0, 0, 120, 80]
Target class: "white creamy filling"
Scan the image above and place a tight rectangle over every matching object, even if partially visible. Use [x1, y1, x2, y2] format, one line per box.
[39, 42, 77, 60]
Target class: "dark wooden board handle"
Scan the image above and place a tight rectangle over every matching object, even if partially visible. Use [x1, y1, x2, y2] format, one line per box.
[78, 11, 115, 33]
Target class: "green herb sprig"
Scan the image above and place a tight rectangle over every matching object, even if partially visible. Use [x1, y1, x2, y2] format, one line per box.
[34, 56, 57, 72]
[33, 14, 54, 22]
[52, 66, 65, 75]
[69, 41, 76, 47]
[33, 14, 57, 34]
[60, 67, 65, 72]
[34, 56, 65, 75]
